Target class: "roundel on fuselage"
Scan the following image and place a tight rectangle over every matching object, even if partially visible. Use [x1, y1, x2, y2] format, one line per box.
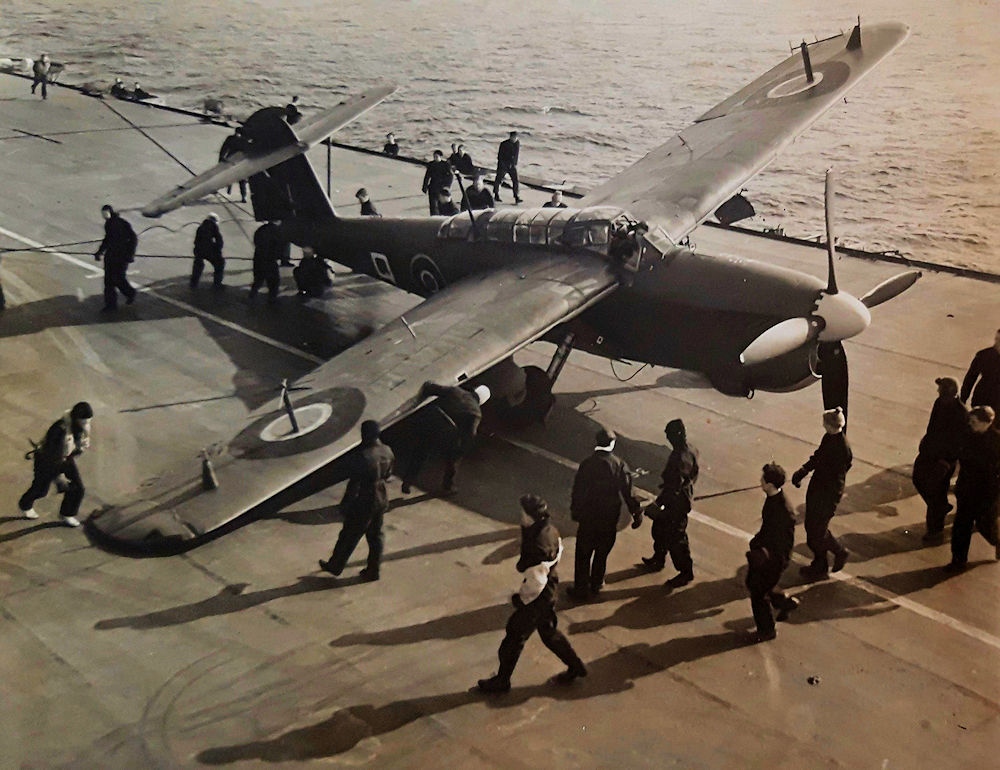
[410, 254, 445, 295]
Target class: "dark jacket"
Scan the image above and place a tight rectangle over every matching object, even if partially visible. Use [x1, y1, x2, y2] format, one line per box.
[749, 491, 796, 568]
[955, 428, 1000, 507]
[917, 396, 968, 461]
[340, 439, 395, 518]
[252, 223, 283, 266]
[383, 141, 399, 157]
[96, 214, 137, 263]
[461, 187, 494, 211]
[655, 443, 699, 515]
[803, 432, 853, 498]
[516, 517, 562, 604]
[218, 132, 248, 162]
[571, 450, 641, 530]
[438, 199, 459, 216]
[497, 138, 519, 167]
[194, 219, 223, 259]
[36, 415, 88, 467]
[420, 383, 481, 423]
[422, 159, 453, 193]
[450, 152, 475, 176]
[961, 347, 1000, 412]
[542, 200, 568, 208]
[360, 200, 380, 216]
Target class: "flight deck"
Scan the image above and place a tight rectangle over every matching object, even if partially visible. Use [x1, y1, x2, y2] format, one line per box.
[1, 74, 998, 767]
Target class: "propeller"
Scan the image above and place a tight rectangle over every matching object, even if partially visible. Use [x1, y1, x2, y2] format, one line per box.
[740, 169, 920, 368]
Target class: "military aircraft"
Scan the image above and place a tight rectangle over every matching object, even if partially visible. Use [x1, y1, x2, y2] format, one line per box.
[92, 20, 916, 549]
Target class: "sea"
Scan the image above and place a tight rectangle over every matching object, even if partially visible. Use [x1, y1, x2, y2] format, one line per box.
[2, 0, 998, 271]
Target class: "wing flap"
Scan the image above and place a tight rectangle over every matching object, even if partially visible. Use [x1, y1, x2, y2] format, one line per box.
[89, 254, 618, 548]
[580, 22, 908, 243]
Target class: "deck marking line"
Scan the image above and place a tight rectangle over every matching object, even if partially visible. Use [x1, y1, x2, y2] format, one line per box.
[501, 436, 1000, 652]
[0, 225, 103, 277]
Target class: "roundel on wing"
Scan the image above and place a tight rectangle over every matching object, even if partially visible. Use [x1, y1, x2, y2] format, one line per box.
[748, 60, 851, 109]
[410, 254, 445, 295]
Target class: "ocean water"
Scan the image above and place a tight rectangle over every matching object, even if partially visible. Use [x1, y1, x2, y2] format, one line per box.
[2, 0, 998, 271]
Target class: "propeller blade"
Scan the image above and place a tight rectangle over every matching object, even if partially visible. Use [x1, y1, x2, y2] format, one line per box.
[818, 341, 849, 419]
[860, 270, 921, 308]
[824, 168, 838, 294]
[740, 317, 818, 366]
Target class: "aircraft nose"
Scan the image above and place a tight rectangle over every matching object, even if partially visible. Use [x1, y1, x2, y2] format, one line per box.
[815, 290, 871, 342]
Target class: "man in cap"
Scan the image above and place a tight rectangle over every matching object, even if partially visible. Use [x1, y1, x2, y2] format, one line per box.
[568, 426, 642, 600]
[946, 406, 1000, 571]
[250, 221, 283, 304]
[792, 407, 852, 580]
[31, 53, 52, 100]
[437, 188, 459, 216]
[319, 420, 395, 581]
[94, 204, 138, 312]
[913, 376, 968, 544]
[744, 463, 799, 642]
[18, 402, 94, 527]
[401, 381, 490, 496]
[191, 213, 225, 289]
[477, 495, 587, 693]
[493, 131, 522, 203]
[960, 329, 1000, 416]
[383, 132, 399, 157]
[421, 149, 453, 215]
[219, 126, 249, 202]
[640, 418, 700, 588]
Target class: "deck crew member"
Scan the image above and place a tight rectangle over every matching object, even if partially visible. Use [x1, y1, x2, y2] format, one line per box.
[493, 131, 521, 203]
[319, 420, 395, 582]
[569, 427, 642, 601]
[437, 188, 459, 216]
[641, 419, 699, 588]
[793, 407, 852, 580]
[960, 329, 1000, 415]
[745, 463, 799, 642]
[285, 96, 302, 125]
[93, 204, 137, 312]
[249, 221, 283, 303]
[219, 126, 249, 202]
[477, 495, 587, 693]
[401, 382, 490, 496]
[293, 246, 332, 297]
[450, 143, 475, 176]
[913, 376, 968, 543]
[947, 406, 1000, 571]
[356, 187, 380, 216]
[110, 77, 128, 99]
[461, 175, 494, 211]
[421, 150, 453, 215]
[543, 190, 568, 208]
[383, 132, 399, 157]
[190, 213, 225, 289]
[18, 402, 93, 528]
[30, 53, 51, 99]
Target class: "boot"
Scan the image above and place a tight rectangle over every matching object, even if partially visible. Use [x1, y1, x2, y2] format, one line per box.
[476, 675, 510, 694]
[551, 663, 587, 685]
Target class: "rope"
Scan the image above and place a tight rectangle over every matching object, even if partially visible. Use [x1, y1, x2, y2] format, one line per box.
[609, 359, 649, 382]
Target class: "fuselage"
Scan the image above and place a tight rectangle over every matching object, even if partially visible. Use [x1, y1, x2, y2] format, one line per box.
[286, 206, 828, 396]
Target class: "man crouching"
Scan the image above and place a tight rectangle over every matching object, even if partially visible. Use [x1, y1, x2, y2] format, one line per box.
[477, 495, 587, 694]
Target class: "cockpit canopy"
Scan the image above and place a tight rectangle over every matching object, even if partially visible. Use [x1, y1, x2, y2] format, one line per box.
[437, 205, 674, 269]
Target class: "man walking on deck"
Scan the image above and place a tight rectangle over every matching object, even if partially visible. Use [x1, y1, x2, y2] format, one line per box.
[913, 376, 968, 544]
[31, 54, 52, 100]
[793, 407, 852, 580]
[744, 463, 799, 642]
[191, 213, 225, 289]
[569, 427, 642, 601]
[946, 406, 1000, 571]
[18, 402, 93, 528]
[493, 131, 521, 203]
[421, 150, 453, 215]
[641, 419, 700, 589]
[94, 205, 137, 312]
[250, 221, 282, 303]
[477, 495, 587, 693]
[319, 421, 395, 582]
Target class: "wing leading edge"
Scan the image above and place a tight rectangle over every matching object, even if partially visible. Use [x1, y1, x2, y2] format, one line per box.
[579, 21, 909, 243]
[89, 254, 619, 548]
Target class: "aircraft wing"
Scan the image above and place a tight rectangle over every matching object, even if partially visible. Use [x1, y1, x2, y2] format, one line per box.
[141, 85, 396, 217]
[88, 253, 619, 548]
[579, 22, 908, 243]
